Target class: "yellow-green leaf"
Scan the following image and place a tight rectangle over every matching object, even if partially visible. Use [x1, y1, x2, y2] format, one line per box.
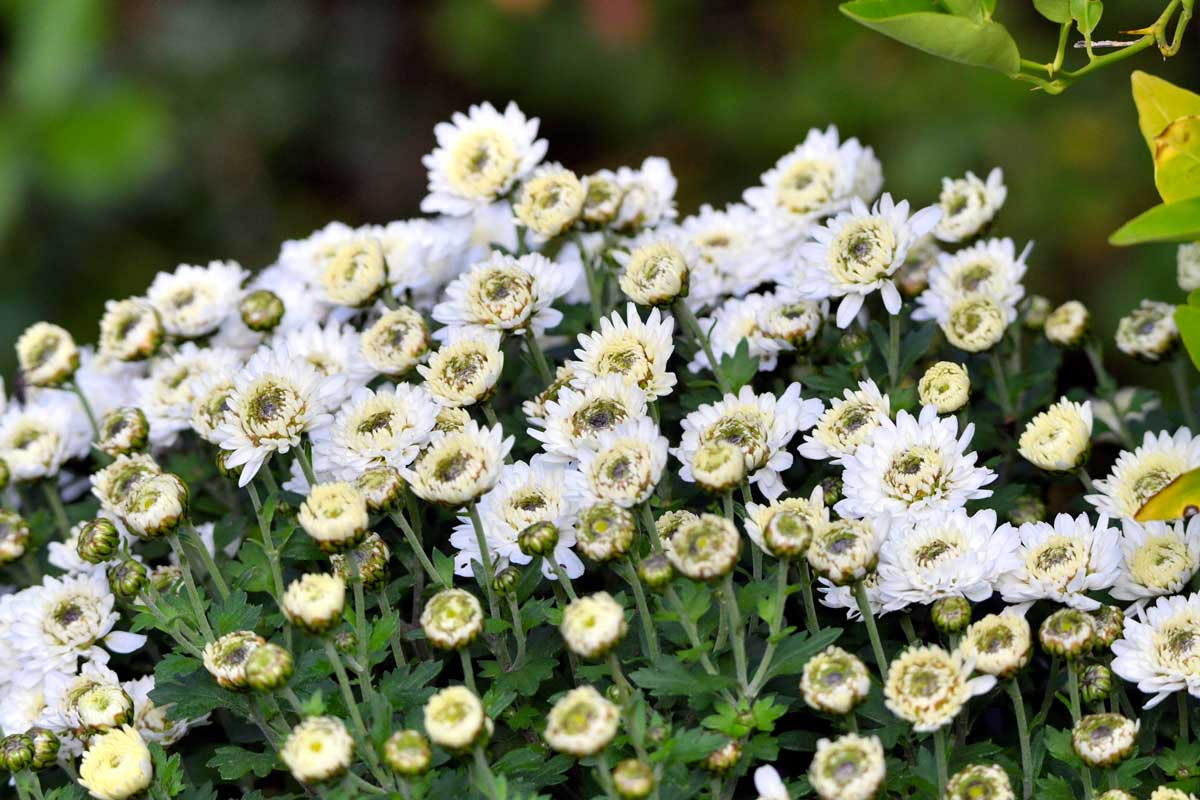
[1033, 0, 1070, 22]
[1131, 71, 1200, 153]
[1110, 197, 1200, 245]
[1179, 304, 1200, 372]
[1136, 465, 1200, 521]
[1154, 115, 1200, 203]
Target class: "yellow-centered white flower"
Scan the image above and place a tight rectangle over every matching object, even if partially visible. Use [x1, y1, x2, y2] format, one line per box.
[995, 512, 1121, 611]
[1018, 397, 1093, 472]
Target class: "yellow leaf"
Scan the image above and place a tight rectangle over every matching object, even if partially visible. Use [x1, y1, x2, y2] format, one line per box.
[1154, 115, 1200, 203]
[1135, 467, 1200, 521]
[1131, 71, 1200, 154]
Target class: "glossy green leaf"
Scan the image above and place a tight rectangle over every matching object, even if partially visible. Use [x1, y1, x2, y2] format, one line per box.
[1154, 115, 1200, 203]
[840, 0, 1021, 75]
[1109, 197, 1200, 245]
[942, 0, 986, 20]
[1033, 0, 1071, 22]
[1131, 71, 1200, 153]
[1178, 303, 1200, 373]
[1135, 463, 1200, 520]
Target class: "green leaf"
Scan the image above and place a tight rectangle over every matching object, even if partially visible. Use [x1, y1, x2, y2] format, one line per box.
[1154, 116, 1200, 203]
[1176, 305, 1200, 374]
[761, 627, 843, 683]
[718, 339, 759, 392]
[481, 656, 556, 696]
[1069, 0, 1102, 37]
[148, 744, 185, 799]
[8, 0, 106, 114]
[302, 689, 326, 716]
[942, 0, 987, 20]
[665, 729, 729, 763]
[1035, 775, 1077, 800]
[154, 653, 201, 684]
[840, 0, 1020, 75]
[207, 746, 278, 780]
[1033, 0, 1070, 22]
[630, 656, 737, 699]
[151, 675, 250, 721]
[1110, 197, 1200, 245]
[1132, 71, 1200, 153]
[210, 590, 260, 637]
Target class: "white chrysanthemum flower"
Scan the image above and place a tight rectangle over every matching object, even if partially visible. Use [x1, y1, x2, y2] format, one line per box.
[807, 733, 886, 800]
[801, 645, 871, 716]
[417, 330, 505, 407]
[449, 457, 583, 580]
[146, 261, 247, 339]
[756, 293, 826, 350]
[561, 591, 626, 658]
[16, 322, 79, 387]
[1044, 300, 1089, 347]
[98, 298, 163, 362]
[403, 421, 512, 507]
[421, 101, 547, 216]
[79, 725, 153, 800]
[877, 509, 1018, 612]
[513, 162, 584, 240]
[424, 685, 487, 750]
[91, 453, 161, 516]
[917, 361, 970, 414]
[217, 346, 339, 487]
[1113, 517, 1200, 602]
[277, 322, 372, 400]
[687, 294, 790, 374]
[309, 383, 440, 482]
[190, 372, 238, 445]
[37, 660, 123, 739]
[123, 676, 203, 746]
[960, 609, 1032, 679]
[202, 630, 265, 690]
[1018, 397, 1093, 472]
[884, 645, 996, 732]
[5, 572, 145, 686]
[542, 686, 620, 757]
[124, 472, 188, 540]
[1086, 428, 1200, 519]
[680, 204, 773, 307]
[789, 193, 940, 329]
[297, 482, 368, 553]
[895, 234, 941, 297]
[528, 374, 648, 463]
[0, 393, 90, 481]
[364, 217, 471, 301]
[1178, 242, 1200, 292]
[420, 588, 484, 650]
[281, 716, 354, 784]
[807, 517, 886, 586]
[282, 573, 346, 633]
[912, 238, 1028, 324]
[744, 486, 829, 555]
[676, 383, 823, 501]
[946, 764, 1015, 800]
[798, 379, 889, 462]
[933, 168, 1007, 243]
[318, 238, 388, 307]
[1112, 592, 1200, 707]
[836, 405, 995, 522]
[663, 513, 742, 580]
[614, 236, 695, 307]
[941, 294, 1010, 352]
[570, 303, 677, 400]
[995, 512, 1121, 610]
[1072, 713, 1139, 768]
[135, 343, 242, 448]
[613, 156, 677, 231]
[579, 169, 622, 225]
[568, 417, 668, 508]
[1116, 300, 1179, 362]
[360, 306, 430, 376]
[433, 251, 574, 339]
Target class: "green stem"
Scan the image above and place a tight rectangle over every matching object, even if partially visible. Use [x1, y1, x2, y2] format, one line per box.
[376, 590, 407, 666]
[460, 647, 477, 693]
[1067, 662, 1094, 796]
[664, 586, 721, 677]
[472, 746, 501, 800]
[934, 727, 949, 797]
[548, 555, 579, 601]
[183, 521, 230, 600]
[1006, 679, 1034, 800]
[1172, 354, 1198, 430]
[295, 444, 318, 488]
[674, 300, 731, 394]
[507, 592, 527, 668]
[990, 348, 1015, 420]
[525, 332, 554, 386]
[607, 651, 633, 701]
[467, 504, 500, 618]
[481, 401, 502, 430]
[167, 533, 215, 641]
[900, 615, 918, 645]
[41, 481, 70, 539]
[721, 573, 749, 693]
[595, 751, 619, 800]
[748, 560, 789, 697]
[69, 380, 101, 442]
[639, 502, 663, 553]
[1084, 340, 1134, 448]
[247, 481, 291, 651]
[322, 638, 388, 786]
[798, 559, 820, 636]
[389, 509, 447, 588]
[620, 558, 660, 660]
[854, 581, 887, 680]
[1181, 689, 1191, 743]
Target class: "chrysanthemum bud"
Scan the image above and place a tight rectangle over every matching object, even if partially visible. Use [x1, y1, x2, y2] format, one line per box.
[764, 510, 815, 559]
[79, 726, 153, 800]
[354, 466, 406, 512]
[1081, 663, 1114, 704]
[518, 520, 560, 558]
[514, 164, 585, 239]
[575, 502, 635, 562]
[636, 554, 674, 590]
[245, 642, 294, 692]
[420, 588, 484, 650]
[99, 298, 163, 361]
[838, 330, 870, 364]
[918, 362, 970, 414]
[384, 730, 432, 776]
[77, 684, 135, 732]
[961, 612, 1032, 679]
[298, 482, 369, 553]
[330, 532, 391, 590]
[1039, 608, 1095, 659]
[493, 566, 521, 595]
[807, 518, 879, 586]
[239, 289, 285, 332]
[27, 728, 60, 771]
[215, 449, 238, 480]
[617, 241, 690, 307]
[203, 630, 266, 690]
[1044, 300, 1089, 347]
[1072, 713, 1139, 768]
[543, 686, 620, 757]
[809, 734, 886, 800]
[1098, 792, 1138, 800]
[1021, 295, 1051, 329]
[150, 565, 183, 593]
[664, 513, 740, 580]
[322, 239, 388, 307]
[334, 630, 357, 655]
[361, 306, 430, 377]
[424, 685, 487, 751]
[283, 573, 346, 635]
[801, 646, 871, 716]
[945, 764, 1013, 800]
[1007, 495, 1045, 526]
[107, 559, 148, 600]
[1116, 300, 1178, 362]
[561, 592, 626, 659]
[282, 716, 355, 784]
[820, 476, 844, 506]
[884, 645, 987, 732]
[612, 758, 655, 799]
[1089, 605, 1124, 650]
[125, 473, 189, 540]
[943, 295, 1007, 353]
[16, 322, 79, 387]
[581, 171, 623, 226]
[932, 597, 972, 635]
[1018, 398, 1092, 472]
[0, 510, 29, 565]
[691, 440, 746, 493]
[0, 733, 35, 772]
[703, 739, 742, 774]
[759, 299, 823, 348]
[420, 337, 503, 408]
[97, 407, 150, 458]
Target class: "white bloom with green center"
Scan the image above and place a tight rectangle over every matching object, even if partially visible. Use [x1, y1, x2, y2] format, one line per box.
[0, 393, 90, 481]
[807, 733, 886, 800]
[960, 609, 1032, 678]
[277, 321, 374, 399]
[799, 379, 890, 462]
[1018, 397, 1093, 472]
[360, 306, 430, 376]
[1112, 591, 1200, 707]
[308, 383, 440, 482]
[1178, 242, 1200, 291]
[1150, 788, 1200, 800]
[513, 162, 585, 240]
[1044, 300, 1089, 346]
[202, 630, 266, 690]
[363, 217, 472, 301]
[917, 361, 970, 414]
[420, 588, 484, 650]
[663, 513, 741, 580]
[1116, 299, 1179, 362]
[403, 421, 512, 507]
[297, 482, 369, 552]
[806, 517, 885, 586]
[16, 322, 79, 387]
[756, 292, 826, 349]
[945, 763, 1014, 800]
[941, 294, 1009, 352]
[614, 236, 694, 307]
[418, 330, 505, 408]
[744, 486, 829, 555]
[884, 645, 995, 732]
[568, 417, 668, 508]
[612, 156, 677, 231]
[135, 342, 242, 448]
[281, 716, 355, 784]
[1113, 517, 1200, 602]
[98, 297, 163, 362]
[90, 453, 161, 516]
[676, 383, 822, 501]
[580, 169, 622, 225]
[421, 101, 547, 216]
[570, 303, 677, 401]
[691, 440, 747, 493]
[433, 251, 575, 339]
[528, 374, 648, 463]
[790, 193, 941, 329]
[837, 404, 995, 522]
[1086, 428, 1200, 519]
[801, 645, 871, 715]
[913, 236, 1027, 324]
[282, 573, 346, 633]
[876, 508, 1018, 612]
[680, 203, 774, 307]
[560, 591, 626, 658]
[319, 238, 388, 307]
[1072, 712, 1139, 767]
[124, 473, 188, 539]
[79, 725, 153, 800]
[688, 293, 796, 374]
[190, 372, 238, 445]
[995, 512, 1121, 610]
[146, 261, 247, 338]
[424, 685, 488, 750]
[542, 685, 620, 757]
[76, 683, 134, 732]
[933, 167, 1007, 243]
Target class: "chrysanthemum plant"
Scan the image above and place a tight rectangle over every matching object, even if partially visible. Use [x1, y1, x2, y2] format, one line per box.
[4, 99, 1200, 800]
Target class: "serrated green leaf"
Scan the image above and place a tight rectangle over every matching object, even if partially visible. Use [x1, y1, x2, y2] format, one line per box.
[148, 744, 185, 799]
[481, 656, 556, 696]
[1035, 775, 1077, 800]
[1132, 71, 1200, 153]
[718, 339, 759, 392]
[154, 653, 201, 684]
[1110, 198, 1200, 245]
[1155, 116, 1200, 203]
[207, 746, 278, 780]
[761, 628, 843, 683]
[666, 729, 729, 763]
[210, 589, 260, 637]
[630, 656, 737, 699]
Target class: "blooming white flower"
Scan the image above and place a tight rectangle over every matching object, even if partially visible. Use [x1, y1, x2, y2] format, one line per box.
[912, 238, 1028, 324]
[421, 101, 546, 215]
[1086, 428, 1200, 519]
[933, 168, 1007, 243]
[613, 235, 696, 307]
[360, 305, 430, 376]
[276, 322, 372, 401]
[403, 421, 512, 507]
[1116, 300, 1179, 362]
[417, 329, 505, 407]
[687, 294, 792, 374]
[960, 609, 1032, 679]
[808, 517, 886, 586]
[1112, 591, 1200, 707]
[836, 405, 995, 521]
[513, 162, 585, 240]
[432, 251, 575, 339]
[123, 675, 205, 746]
[613, 156, 677, 230]
[917, 361, 970, 414]
[1018, 397, 1093, 472]
[680, 204, 773, 307]
[542, 686, 620, 757]
[789, 193, 940, 328]
[807, 733, 886, 800]
[424, 685, 488, 750]
[136, 343, 241, 447]
[570, 304, 677, 400]
[756, 293, 826, 350]
[884, 645, 996, 732]
[798, 379, 890, 462]
[567, 417, 668, 508]
[676, 383, 822, 500]
[308, 383, 440, 482]
[528, 374, 648, 463]
[79, 725, 153, 800]
[1178, 242, 1200, 292]
[1112, 516, 1200, 603]
[995, 512, 1121, 610]
[319, 237, 389, 307]
[0, 393, 91, 481]
[146, 261, 247, 339]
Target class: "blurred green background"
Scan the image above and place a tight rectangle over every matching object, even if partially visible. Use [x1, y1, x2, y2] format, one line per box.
[0, 0, 1195, 386]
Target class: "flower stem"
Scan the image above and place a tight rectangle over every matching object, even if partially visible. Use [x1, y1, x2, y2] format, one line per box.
[295, 443, 318, 488]
[854, 580, 887, 681]
[460, 647, 477, 693]
[167, 532, 215, 641]
[322, 638, 388, 785]
[183, 520, 230, 600]
[68, 380, 100, 442]
[525, 332, 554, 386]
[1171, 354, 1198, 430]
[798, 559, 820, 636]
[547, 555, 578, 601]
[41, 481, 70, 539]
[467, 503, 500, 618]
[481, 401, 502, 430]
[376, 589, 406, 666]
[472, 746, 501, 800]
[1181, 689, 1191, 743]
[595, 751, 619, 800]
[607, 650, 633, 701]
[1084, 339, 1134, 448]
[1066, 661, 1094, 796]
[506, 592, 526, 668]
[1005, 679, 1034, 800]
[747, 559, 789, 697]
[619, 558, 660, 660]
[990, 348, 1015, 420]
[389, 510, 448, 588]
[721, 573, 749, 693]
[639, 502, 663, 553]
[663, 586, 720, 676]
[247, 481, 291, 651]
[674, 300, 731, 394]
[934, 727, 949, 796]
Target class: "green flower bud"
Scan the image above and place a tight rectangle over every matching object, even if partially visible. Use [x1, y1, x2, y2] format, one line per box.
[1089, 605, 1124, 650]
[27, 728, 59, 771]
[384, 730, 431, 776]
[493, 566, 521, 595]
[107, 559, 148, 601]
[1040, 608, 1095, 659]
[331, 532, 391, 591]
[1, 733, 35, 772]
[612, 758, 655, 799]
[354, 466, 407, 513]
[1081, 663, 1114, 705]
[97, 407, 150, 458]
[703, 739, 742, 774]
[334, 630, 357, 655]
[838, 330, 870, 363]
[0, 509, 30, 566]
[239, 289, 285, 332]
[819, 476, 843, 506]
[245, 642, 294, 692]
[1007, 494, 1045, 527]
[606, 683, 623, 705]
[215, 449, 239, 480]
[932, 597, 972, 635]
[576, 502, 635, 562]
[636, 554, 673, 590]
[764, 510, 814, 559]
[150, 565, 183, 593]
[518, 521, 560, 558]
[77, 518, 121, 564]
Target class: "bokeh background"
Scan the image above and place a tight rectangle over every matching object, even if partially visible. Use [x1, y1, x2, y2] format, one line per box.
[0, 0, 1196, 386]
